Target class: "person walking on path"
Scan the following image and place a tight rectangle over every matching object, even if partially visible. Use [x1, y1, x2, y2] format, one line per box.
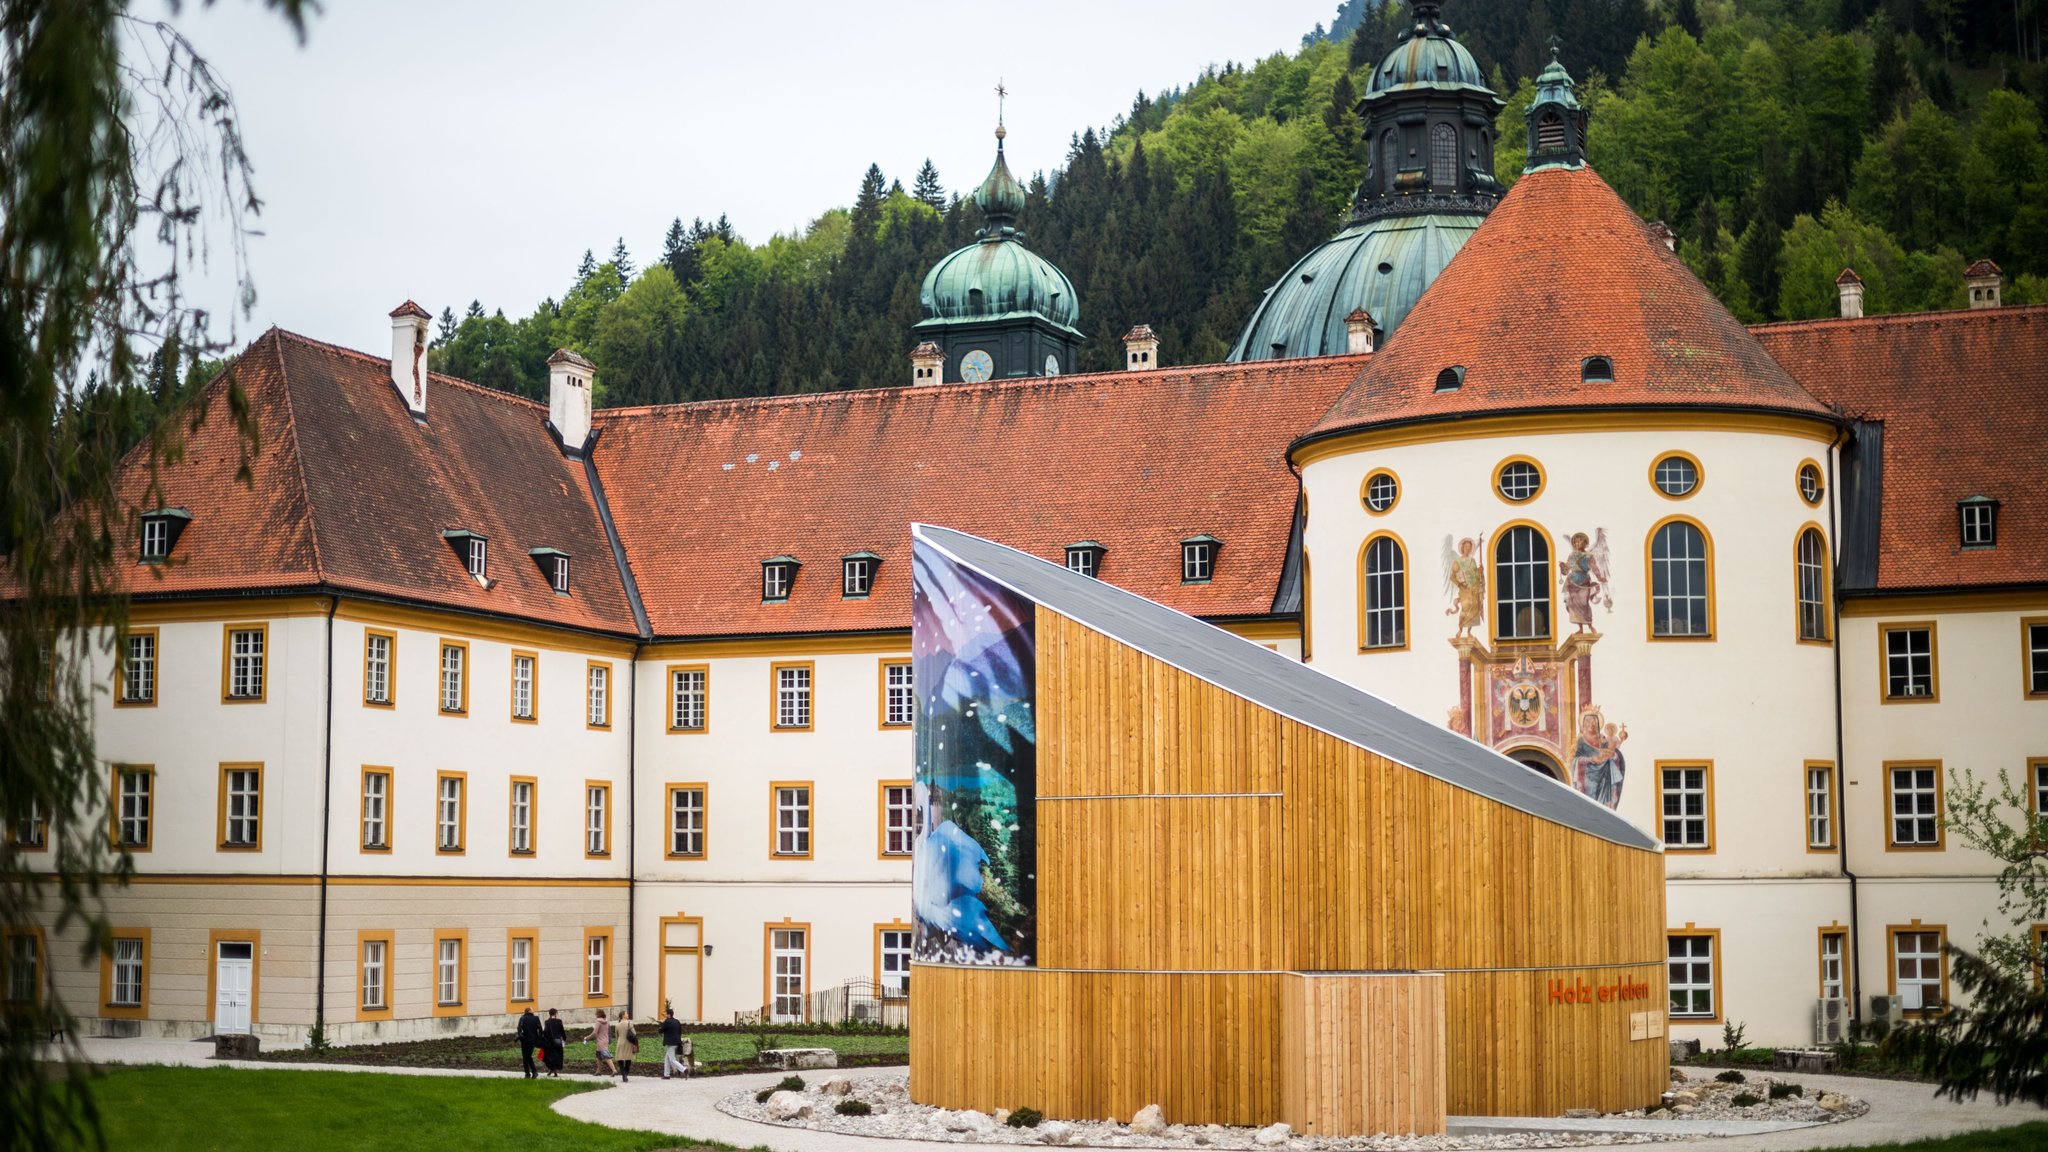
[659, 1009, 687, 1080]
[516, 1006, 544, 1079]
[543, 1008, 568, 1077]
[590, 1009, 614, 1077]
[614, 1010, 637, 1082]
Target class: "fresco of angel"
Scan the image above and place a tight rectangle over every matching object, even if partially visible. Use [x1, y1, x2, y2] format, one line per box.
[1558, 528, 1612, 633]
[1441, 534, 1485, 639]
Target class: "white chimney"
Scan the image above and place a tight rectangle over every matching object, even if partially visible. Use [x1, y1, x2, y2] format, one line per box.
[389, 300, 432, 417]
[1647, 221, 1676, 252]
[1835, 268, 1864, 320]
[1123, 324, 1159, 371]
[1344, 308, 1377, 354]
[547, 348, 596, 450]
[1966, 259, 2003, 309]
[910, 341, 945, 386]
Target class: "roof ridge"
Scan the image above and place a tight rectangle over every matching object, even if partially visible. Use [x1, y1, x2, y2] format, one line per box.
[275, 328, 549, 412]
[1749, 303, 2048, 333]
[594, 353, 1371, 422]
[268, 327, 331, 581]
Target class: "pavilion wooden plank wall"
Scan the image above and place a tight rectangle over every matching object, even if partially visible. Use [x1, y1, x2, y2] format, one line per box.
[912, 608, 1667, 1129]
[1279, 974, 1445, 1136]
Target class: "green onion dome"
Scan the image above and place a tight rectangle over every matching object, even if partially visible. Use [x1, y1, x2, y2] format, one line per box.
[1367, 2, 1489, 96]
[918, 130, 1081, 333]
[1228, 213, 1482, 360]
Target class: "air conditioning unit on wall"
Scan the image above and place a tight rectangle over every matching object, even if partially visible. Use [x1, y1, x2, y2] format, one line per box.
[1868, 994, 1898, 1035]
[1813, 998, 1849, 1045]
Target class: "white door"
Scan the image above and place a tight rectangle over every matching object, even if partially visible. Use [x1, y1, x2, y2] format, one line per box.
[215, 941, 254, 1034]
[770, 929, 805, 1023]
[661, 919, 701, 1023]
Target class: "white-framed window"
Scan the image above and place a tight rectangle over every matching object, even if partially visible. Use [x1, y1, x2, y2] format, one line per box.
[509, 936, 532, 1003]
[883, 784, 915, 856]
[15, 802, 46, 850]
[884, 662, 914, 727]
[1890, 765, 1941, 847]
[1668, 934, 1715, 1018]
[552, 555, 570, 594]
[1820, 932, 1846, 1001]
[110, 937, 143, 1007]
[587, 664, 610, 727]
[775, 785, 812, 856]
[669, 786, 705, 858]
[1362, 535, 1406, 649]
[585, 785, 609, 856]
[1494, 526, 1551, 640]
[364, 633, 391, 704]
[437, 937, 462, 1006]
[512, 654, 535, 720]
[1650, 521, 1711, 637]
[510, 780, 534, 854]
[671, 667, 707, 731]
[227, 628, 264, 699]
[1497, 460, 1542, 501]
[1894, 929, 1944, 1011]
[1806, 764, 1834, 849]
[1181, 539, 1216, 583]
[586, 933, 607, 998]
[2027, 623, 2048, 696]
[1652, 455, 1699, 497]
[5, 933, 39, 1002]
[775, 665, 811, 729]
[880, 928, 911, 996]
[1797, 529, 1829, 641]
[843, 556, 872, 597]
[762, 561, 793, 601]
[1660, 765, 1710, 849]
[466, 537, 487, 581]
[361, 939, 387, 1010]
[1798, 462, 1824, 505]
[1959, 500, 1996, 548]
[2034, 759, 2048, 823]
[1363, 471, 1398, 512]
[437, 774, 464, 851]
[121, 632, 155, 703]
[361, 771, 389, 850]
[141, 517, 169, 559]
[117, 767, 152, 848]
[1884, 626, 1935, 699]
[223, 768, 260, 847]
[1065, 547, 1097, 577]
[770, 927, 805, 1021]
[440, 643, 466, 712]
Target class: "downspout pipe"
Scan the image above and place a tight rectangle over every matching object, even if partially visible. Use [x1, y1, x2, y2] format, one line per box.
[314, 594, 339, 1044]
[1826, 430, 1862, 1024]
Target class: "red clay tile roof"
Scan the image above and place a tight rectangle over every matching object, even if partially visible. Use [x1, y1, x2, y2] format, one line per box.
[1836, 268, 1863, 286]
[591, 357, 1365, 638]
[1965, 259, 2002, 279]
[388, 300, 432, 319]
[1750, 305, 2048, 593]
[114, 329, 638, 634]
[1302, 166, 1833, 448]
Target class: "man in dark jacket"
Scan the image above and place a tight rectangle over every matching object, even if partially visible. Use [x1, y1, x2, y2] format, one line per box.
[516, 1006, 544, 1078]
[659, 1009, 686, 1079]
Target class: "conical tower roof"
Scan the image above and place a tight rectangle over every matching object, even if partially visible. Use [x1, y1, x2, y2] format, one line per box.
[1297, 165, 1833, 449]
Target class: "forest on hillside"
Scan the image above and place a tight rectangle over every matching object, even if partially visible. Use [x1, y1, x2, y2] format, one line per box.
[412, 0, 2047, 410]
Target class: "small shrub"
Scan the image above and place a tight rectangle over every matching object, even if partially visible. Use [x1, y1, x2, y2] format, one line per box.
[1768, 1082, 1802, 1100]
[755, 1088, 776, 1104]
[1007, 1107, 1044, 1128]
[1715, 1069, 1747, 1084]
[1731, 1092, 1763, 1108]
[1721, 1020, 1748, 1053]
[778, 1074, 806, 1092]
[836, 1099, 872, 1116]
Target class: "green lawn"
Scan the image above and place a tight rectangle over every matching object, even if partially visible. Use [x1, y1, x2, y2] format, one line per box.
[82, 1065, 723, 1151]
[1836, 1124, 2048, 1151]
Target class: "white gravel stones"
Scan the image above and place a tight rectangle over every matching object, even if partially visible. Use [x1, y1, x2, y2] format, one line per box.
[715, 1070, 1868, 1149]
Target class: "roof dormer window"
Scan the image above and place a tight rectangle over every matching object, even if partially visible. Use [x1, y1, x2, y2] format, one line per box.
[1581, 356, 1614, 383]
[1435, 366, 1464, 392]
[442, 529, 489, 585]
[762, 556, 799, 602]
[531, 547, 571, 595]
[138, 508, 190, 562]
[1181, 535, 1220, 584]
[1959, 498, 1998, 549]
[1065, 542, 1105, 578]
[842, 552, 880, 599]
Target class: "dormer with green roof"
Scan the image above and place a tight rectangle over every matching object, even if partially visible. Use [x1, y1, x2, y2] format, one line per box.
[914, 124, 1083, 383]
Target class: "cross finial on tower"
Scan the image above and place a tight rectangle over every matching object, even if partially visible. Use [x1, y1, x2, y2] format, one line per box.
[995, 79, 1009, 145]
[1547, 34, 1562, 60]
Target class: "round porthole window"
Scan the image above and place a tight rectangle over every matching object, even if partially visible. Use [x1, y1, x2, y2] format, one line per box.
[1651, 452, 1701, 498]
[1496, 458, 1544, 502]
[1362, 469, 1400, 514]
[1798, 461, 1824, 506]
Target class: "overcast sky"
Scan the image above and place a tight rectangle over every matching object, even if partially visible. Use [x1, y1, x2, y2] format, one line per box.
[156, 1, 1335, 355]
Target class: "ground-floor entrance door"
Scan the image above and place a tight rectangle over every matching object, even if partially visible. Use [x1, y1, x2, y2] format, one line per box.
[215, 941, 254, 1034]
[769, 928, 806, 1023]
[660, 917, 702, 1023]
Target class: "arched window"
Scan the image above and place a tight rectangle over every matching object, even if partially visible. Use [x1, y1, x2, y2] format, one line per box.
[1381, 130, 1399, 193]
[1361, 535, 1407, 650]
[1430, 123, 1458, 189]
[1494, 526, 1551, 641]
[1650, 520, 1712, 638]
[1797, 528, 1829, 642]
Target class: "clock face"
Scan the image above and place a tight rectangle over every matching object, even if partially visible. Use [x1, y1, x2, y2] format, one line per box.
[960, 349, 994, 383]
[1043, 353, 1061, 377]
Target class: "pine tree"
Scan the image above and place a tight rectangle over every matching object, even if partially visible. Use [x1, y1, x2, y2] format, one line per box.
[465, 299, 485, 321]
[1674, 0, 1702, 39]
[1736, 217, 1784, 321]
[575, 249, 597, 285]
[913, 159, 945, 210]
[436, 306, 458, 347]
[660, 217, 688, 272]
[611, 237, 634, 280]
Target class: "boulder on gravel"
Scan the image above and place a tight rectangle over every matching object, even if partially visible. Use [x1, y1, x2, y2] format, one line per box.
[1254, 1121, 1292, 1146]
[765, 1091, 812, 1121]
[1818, 1092, 1849, 1112]
[1130, 1104, 1167, 1136]
[940, 1109, 995, 1133]
[820, 1076, 853, 1097]
[1037, 1121, 1076, 1145]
